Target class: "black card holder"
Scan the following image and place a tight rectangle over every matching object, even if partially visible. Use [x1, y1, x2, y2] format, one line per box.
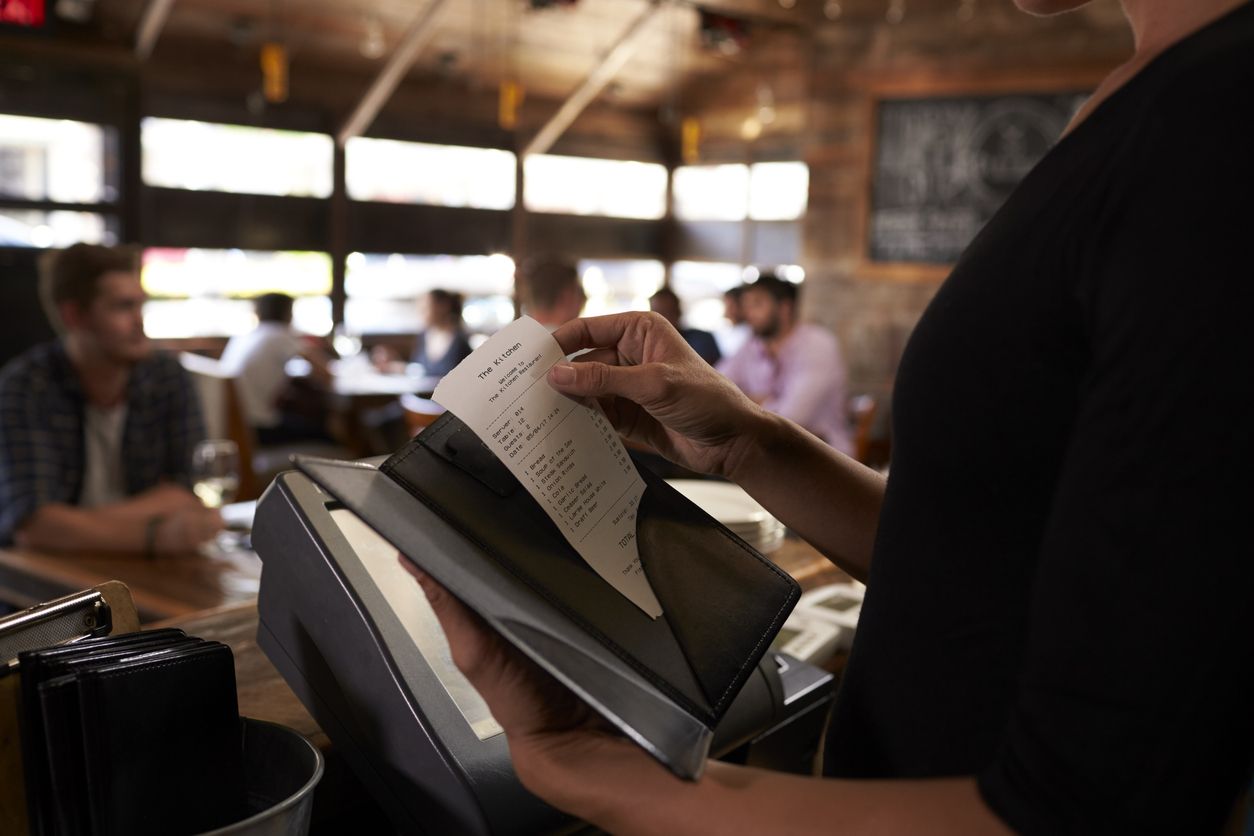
[37, 639, 207, 835]
[381, 415, 800, 725]
[74, 641, 246, 835]
[295, 410, 799, 778]
[17, 629, 189, 836]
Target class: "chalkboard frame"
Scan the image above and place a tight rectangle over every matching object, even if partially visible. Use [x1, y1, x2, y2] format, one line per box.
[858, 69, 1106, 282]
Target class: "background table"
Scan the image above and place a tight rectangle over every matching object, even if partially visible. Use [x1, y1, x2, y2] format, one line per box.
[0, 544, 261, 622]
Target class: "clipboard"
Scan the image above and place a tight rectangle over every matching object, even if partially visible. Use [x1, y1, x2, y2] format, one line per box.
[294, 411, 800, 780]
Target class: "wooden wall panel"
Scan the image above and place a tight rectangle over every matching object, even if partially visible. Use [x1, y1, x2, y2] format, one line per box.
[143, 188, 329, 251]
[348, 203, 510, 256]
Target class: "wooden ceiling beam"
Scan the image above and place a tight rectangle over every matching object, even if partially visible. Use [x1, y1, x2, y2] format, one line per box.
[134, 0, 179, 60]
[337, 0, 453, 146]
[522, 0, 666, 159]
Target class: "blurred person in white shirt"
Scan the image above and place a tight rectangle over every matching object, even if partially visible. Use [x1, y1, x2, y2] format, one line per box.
[219, 293, 334, 445]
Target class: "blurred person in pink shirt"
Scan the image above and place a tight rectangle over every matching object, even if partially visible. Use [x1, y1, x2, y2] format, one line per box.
[718, 272, 851, 454]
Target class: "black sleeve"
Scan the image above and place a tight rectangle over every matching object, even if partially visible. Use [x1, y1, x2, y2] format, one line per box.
[977, 95, 1254, 833]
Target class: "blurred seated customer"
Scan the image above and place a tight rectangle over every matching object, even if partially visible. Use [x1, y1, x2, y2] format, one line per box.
[219, 292, 334, 446]
[373, 289, 473, 377]
[412, 289, 473, 375]
[0, 244, 220, 555]
[362, 290, 473, 452]
[716, 283, 751, 359]
[719, 272, 852, 454]
[520, 256, 587, 330]
[649, 287, 721, 366]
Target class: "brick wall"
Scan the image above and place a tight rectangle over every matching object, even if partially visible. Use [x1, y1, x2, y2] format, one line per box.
[684, 1, 1132, 436]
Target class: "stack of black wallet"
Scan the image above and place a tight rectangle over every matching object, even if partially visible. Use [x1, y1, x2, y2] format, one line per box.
[18, 629, 246, 835]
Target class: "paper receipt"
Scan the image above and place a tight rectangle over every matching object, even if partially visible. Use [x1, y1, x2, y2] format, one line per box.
[433, 317, 662, 618]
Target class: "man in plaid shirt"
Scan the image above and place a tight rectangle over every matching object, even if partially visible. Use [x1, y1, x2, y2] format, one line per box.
[0, 244, 221, 555]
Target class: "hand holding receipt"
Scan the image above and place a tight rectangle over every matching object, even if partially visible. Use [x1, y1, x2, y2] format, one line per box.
[433, 317, 662, 618]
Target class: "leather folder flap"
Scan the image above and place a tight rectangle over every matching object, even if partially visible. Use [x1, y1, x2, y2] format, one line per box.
[634, 473, 800, 716]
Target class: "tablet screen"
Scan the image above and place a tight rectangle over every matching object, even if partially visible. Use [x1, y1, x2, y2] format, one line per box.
[329, 508, 503, 741]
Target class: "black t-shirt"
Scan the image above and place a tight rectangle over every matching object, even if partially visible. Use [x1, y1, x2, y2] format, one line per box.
[822, 4, 1254, 833]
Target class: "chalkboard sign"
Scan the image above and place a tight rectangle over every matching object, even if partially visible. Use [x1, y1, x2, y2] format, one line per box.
[869, 92, 1088, 265]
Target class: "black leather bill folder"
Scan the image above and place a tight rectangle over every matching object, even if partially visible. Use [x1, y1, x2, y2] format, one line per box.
[294, 410, 801, 781]
[17, 630, 246, 835]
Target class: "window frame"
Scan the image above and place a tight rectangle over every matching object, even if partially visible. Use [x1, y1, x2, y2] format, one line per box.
[0, 112, 121, 248]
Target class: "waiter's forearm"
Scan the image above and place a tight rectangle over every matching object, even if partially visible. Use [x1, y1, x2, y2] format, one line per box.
[527, 736, 1006, 836]
[727, 411, 883, 583]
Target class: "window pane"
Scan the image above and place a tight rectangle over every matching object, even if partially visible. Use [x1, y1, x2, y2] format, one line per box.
[672, 164, 749, 221]
[346, 139, 516, 209]
[524, 155, 667, 219]
[749, 162, 809, 220]
[142, 118, 333, 198]
[578, 259, 664, 317]
[141, 248, 332, 337]
[0, 209, 115, 248]
[345, 252, 517, 334]
[0, 114, 111, 203]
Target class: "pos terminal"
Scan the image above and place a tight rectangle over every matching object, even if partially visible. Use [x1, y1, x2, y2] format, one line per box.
[253, 416, 836, 835]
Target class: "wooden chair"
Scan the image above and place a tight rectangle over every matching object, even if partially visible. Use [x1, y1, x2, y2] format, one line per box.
[399, 393, 446, 437]
[179, 352, 262, 501]
[849, 394, 878, 465]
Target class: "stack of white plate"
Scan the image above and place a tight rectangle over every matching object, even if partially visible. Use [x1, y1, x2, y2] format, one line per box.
[664, 479, 785, 554]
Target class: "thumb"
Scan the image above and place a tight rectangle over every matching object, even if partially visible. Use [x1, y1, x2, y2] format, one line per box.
[547, 360, 658, 404]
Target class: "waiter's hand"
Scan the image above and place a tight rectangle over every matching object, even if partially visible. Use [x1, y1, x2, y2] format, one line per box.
[397, 557, 650, 813]
[547, 313, 769, 480]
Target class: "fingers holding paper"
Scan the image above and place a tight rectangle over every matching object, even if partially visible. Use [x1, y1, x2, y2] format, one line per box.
[547, 312, 770, 480]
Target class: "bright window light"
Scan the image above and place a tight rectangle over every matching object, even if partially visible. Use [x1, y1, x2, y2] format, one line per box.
[142, 118, 333, 198]
[345, 252, 517, 334]
[345, 138, 516, 209]
[577, 259, 665, 317]
[0, 114, 111, 203]
[749, 162, 809, 220]
[524, 155, 667, 219]
[670, 261, 746, 333]
[672, 164, 749, 221]
[0, 209, 114, 248]
[141, 248, 333, 337]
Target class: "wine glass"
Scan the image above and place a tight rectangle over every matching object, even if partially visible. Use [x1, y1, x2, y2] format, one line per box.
[192, 439, 240, 510]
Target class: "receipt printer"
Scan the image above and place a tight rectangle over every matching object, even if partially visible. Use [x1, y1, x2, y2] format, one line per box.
[254, 464, 836, 835]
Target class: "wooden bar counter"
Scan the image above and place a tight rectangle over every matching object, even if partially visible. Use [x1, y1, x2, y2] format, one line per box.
[0, 543, 261, 622]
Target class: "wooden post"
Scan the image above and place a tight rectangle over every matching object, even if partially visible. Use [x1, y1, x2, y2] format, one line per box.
[330, 143, 348, 329]
[134, 0, 178, 60]
[337, 0, 453, 145]
[521, 1, 665, 159]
